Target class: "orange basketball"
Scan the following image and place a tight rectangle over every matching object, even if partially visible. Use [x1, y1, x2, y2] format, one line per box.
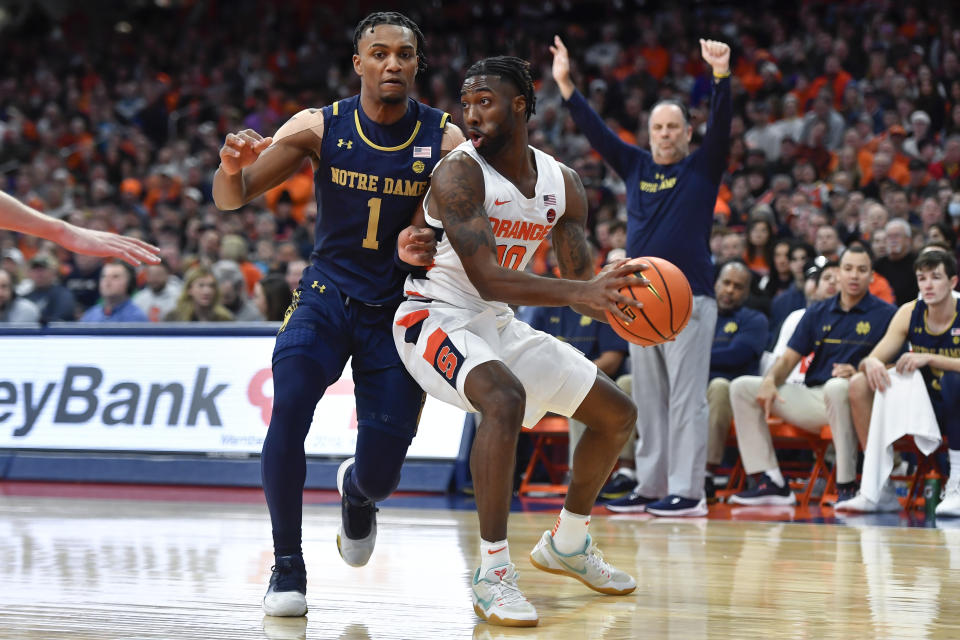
[604, 256, 693, 346]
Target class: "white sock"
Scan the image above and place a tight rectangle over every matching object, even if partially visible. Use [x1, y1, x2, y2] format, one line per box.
[479, 538, 510, 574]
[949, 450, 960, 489]
[551, 508, 590, 554]
[765, 468, 785, 488]
[614, 466, 636, 480]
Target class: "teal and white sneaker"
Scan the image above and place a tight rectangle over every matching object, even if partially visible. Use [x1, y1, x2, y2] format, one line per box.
[529, 531, 637, 595]
[471, 563, 539, 627]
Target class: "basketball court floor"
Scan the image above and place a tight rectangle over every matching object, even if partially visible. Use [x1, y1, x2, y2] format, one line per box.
[3, 481, 960, 640]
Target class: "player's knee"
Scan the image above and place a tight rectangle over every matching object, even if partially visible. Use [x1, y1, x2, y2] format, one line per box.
[615, 402, 638, 442]
[352, 462, 401, 503]
[476, 384, 526, 428]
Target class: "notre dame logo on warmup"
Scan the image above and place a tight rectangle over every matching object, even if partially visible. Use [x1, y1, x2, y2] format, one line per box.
[856, 321, 871, 336]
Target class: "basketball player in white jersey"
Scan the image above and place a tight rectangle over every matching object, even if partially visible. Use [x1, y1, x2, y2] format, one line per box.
[393, 57, 639, 627]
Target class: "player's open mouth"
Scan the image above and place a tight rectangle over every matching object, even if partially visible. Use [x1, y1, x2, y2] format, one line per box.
[468, 130, 484, 147]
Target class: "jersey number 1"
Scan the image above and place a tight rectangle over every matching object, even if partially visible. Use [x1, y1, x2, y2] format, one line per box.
[362, 197, 381, 250]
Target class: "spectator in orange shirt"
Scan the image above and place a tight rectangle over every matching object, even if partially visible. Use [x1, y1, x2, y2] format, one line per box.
[220, 234, 262, 295]
[264, 163, 314, 225]
[639, 28, 669, 81]
[810, 56, 853, 112]
[744, 218, 775, 277]
[861, 152, 898, 200]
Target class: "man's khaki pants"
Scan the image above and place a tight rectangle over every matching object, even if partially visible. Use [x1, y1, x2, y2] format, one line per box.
[729, 376, 858, 484]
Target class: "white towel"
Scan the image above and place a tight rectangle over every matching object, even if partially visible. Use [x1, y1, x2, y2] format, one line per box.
[861, 370, 941, 503]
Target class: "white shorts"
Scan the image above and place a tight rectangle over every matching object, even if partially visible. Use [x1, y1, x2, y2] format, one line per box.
[393, 300, 598, 428]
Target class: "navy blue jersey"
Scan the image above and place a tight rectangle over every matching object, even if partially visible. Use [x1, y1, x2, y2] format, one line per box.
[787, 293, 896, 387]
[313, 95, 449, 305]
[710, 305, 769, 380]
[908, 297, 960, 401]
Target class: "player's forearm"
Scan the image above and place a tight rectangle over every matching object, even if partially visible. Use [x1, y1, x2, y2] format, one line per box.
[556, 76, 575, 100]
[765, 354, 796, 388]
[563, 90, 635, 175]
[931, 355, 960, 373]
[699, 77, 732, 179]
[472, 267, 588, 308]
[0, 191, 68, 240]
[212, 168, 248, 211]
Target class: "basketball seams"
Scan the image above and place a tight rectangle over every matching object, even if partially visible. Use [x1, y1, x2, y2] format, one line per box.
[646, 259, 676, 334]
[612, 278, 664, 344]
[605, 256, 691, 345]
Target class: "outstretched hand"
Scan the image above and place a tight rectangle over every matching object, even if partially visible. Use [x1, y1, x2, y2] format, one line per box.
[700, 38, 731, 75]
[59, 223, 160, 266]
[219, 129, 274, 176]
[549, 35, 575, 100]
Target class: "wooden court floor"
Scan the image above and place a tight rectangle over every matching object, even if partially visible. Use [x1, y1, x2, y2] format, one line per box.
[3, 488, 960, 639]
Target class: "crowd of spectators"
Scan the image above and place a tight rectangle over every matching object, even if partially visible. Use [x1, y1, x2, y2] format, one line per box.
[0, 1, 958, 330]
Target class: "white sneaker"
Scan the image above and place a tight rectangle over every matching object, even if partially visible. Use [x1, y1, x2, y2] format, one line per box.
[262, 555, 307, 617]
[936, 480, 960, 517]
[529, 531, 637, 595]
[835, 485, 901, 513]
[336, 457, 377, 567]
[471, 563, 539, 627]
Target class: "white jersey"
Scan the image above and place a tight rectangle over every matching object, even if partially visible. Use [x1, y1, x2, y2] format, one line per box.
[403, 140, 567, 314]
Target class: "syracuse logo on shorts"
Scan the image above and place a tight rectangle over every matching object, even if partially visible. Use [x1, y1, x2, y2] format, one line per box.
[423, 328, 464, 387]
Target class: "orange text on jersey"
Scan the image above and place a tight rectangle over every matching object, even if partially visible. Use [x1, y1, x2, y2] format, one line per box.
[489, 217, 553, 242]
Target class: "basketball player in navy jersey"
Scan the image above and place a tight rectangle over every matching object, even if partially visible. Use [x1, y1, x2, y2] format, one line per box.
[844, 249, 960, 514]
[212, 12, 465, 617]
[393, 57, 641, 627]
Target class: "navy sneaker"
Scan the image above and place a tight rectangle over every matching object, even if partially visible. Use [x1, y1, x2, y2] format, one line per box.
[599, 469, 638, 500]
[605, 490, 659, 513]
[263, 554, 307, 617]
[728, 473, 797, 506]
[645, 495, 708, 517]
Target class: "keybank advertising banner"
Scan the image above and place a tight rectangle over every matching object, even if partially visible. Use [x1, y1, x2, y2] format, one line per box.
[0, 336, 466, 459]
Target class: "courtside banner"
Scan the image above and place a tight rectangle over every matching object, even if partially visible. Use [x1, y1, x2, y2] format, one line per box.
[0, 335, 466, 459]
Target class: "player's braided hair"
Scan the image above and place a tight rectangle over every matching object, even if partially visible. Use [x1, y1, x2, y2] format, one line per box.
[465, 56, 537, 121]
[353, 12, 427, 73]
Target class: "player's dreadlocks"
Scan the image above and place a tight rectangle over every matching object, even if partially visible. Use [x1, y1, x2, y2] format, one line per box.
[465, 56, 537, 121]
[353, 12, 428, 73]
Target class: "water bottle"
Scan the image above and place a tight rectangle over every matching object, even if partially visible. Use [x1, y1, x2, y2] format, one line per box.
[924, 473, 942, 517]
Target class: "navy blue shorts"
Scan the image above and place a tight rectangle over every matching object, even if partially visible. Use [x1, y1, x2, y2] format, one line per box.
[273, 264, 423, 443]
